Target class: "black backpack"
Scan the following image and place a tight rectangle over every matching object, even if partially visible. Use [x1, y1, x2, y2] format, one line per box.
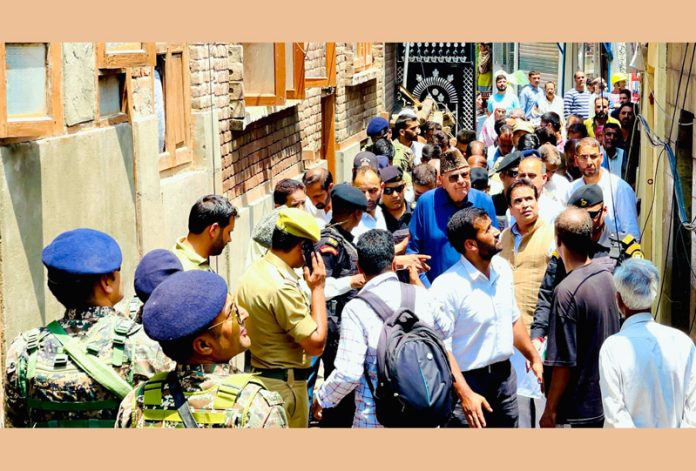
[357, 282, 455, 427]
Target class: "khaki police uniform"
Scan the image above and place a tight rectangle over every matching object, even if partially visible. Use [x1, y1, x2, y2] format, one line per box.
[237, 252, 317, 428]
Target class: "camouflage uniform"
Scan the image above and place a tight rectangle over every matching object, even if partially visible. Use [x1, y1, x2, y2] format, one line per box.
[115, 364, 288, 428]
[4, 306, 172, 428]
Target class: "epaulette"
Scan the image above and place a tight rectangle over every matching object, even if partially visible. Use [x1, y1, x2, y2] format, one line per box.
[324, 237, 339, 248]
[319, 245, 339, 257]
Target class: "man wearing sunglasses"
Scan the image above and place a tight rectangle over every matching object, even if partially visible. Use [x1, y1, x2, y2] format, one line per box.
[491, 150, 522, 230]
[117, 270, 288, 428]
[407, 148, 497, 287]
[380, 166, 412, 249]
[530, 184, 643, 361]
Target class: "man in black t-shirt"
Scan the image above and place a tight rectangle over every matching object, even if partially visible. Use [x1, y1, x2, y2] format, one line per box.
[540, 207, 620, 428]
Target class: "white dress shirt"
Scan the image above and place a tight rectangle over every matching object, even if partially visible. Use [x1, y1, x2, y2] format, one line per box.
[304, 196, 332, 229]
[352, 205, 387, 240]
[545, 173, 571, 205]
[506, 192, 564, 228]
[314, 272, 448, 427]
[599, 313, 696, 428]
[430, 255, 520, 371]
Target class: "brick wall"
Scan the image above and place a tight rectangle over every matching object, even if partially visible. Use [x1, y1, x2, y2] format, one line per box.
[384, 43, 396, 113]
[335, 43, 383, 143]
[223, 107, 302, 198]
[298, 43, 326, 157]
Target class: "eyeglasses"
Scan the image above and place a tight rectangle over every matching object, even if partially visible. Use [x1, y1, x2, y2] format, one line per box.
[517, 172, 538, 180]
[502, 169, 519, 178]
[447, 171, 471, 183]
[383, 184, 405, 195]
[587, 208, 603, 220]
[207, 302, 243, 331]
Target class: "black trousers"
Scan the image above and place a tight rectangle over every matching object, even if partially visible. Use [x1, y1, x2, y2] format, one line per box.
[447, 359, 519, 428]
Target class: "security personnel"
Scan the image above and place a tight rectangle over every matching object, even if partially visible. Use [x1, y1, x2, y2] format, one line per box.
[315, 183, 368, 427]
[116, 270, 288, 428]
[4, 228, 171, 428]
[131, 249, 183, 323]
[531, 184, 644, 342]
[236, 207, 327, 428]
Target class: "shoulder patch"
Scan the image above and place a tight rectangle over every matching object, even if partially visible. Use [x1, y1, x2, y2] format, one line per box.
[319, 245, 339, 257]
[551, 250, 560, 259]
[325, 237, 339, 247]
[621, 234, 636, 245]
[257, 388, 285, 407]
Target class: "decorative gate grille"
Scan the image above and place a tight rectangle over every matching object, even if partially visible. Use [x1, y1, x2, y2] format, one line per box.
[395, 42, 476, 132]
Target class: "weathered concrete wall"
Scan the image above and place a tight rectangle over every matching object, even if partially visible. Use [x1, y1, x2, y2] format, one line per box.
[62, 43, 97, 126]
[0, 124, 139, 343]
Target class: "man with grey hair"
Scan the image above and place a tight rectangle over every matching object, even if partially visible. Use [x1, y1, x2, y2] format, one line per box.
[539, 143, 570, 204]
[599, 259, 696, 428]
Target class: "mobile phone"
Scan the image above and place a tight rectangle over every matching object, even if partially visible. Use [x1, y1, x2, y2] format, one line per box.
[302, 240, 315, 274]
[396, 267, 410, 283]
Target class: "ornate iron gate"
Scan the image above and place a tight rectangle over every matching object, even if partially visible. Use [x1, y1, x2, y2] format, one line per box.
[395, 42, 476, 132]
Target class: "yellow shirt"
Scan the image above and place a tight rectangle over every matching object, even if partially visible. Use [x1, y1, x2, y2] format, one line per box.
[583, 116, 621, 138]
[173, 236, 211, 271]
[236, 252, 317, 369]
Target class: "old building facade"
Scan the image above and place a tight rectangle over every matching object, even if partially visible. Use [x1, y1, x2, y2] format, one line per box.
[0, 42, 391, 411]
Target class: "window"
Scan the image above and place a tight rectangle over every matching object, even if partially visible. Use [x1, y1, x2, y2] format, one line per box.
[353, 43, 373, 73]
[96, 42, 155, 69]
[154, 44, 192, 171]
[242, 43, 309, 106]
[0, 42, 63, 138]
[285, 43, 306, 100]
[305, 42, 336, 89]
[96, 70, 129, 126]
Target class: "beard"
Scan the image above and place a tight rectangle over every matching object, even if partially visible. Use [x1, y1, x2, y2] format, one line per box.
[595, 111, 608, 121]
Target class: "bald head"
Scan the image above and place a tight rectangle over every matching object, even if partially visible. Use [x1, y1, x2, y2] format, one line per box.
[555, 207, 593, 257]
[467, 154, 488, 169]
[517, 156, 547, 193]
[466, 140, 486, 157]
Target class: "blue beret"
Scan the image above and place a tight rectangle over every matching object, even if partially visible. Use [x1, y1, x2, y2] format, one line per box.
[143, 270, 228, 342]
[134, 249, 183, 302]
[42, 228, 122, 276]
[380, 165, 403, 184]
[366, 117, 389, 137]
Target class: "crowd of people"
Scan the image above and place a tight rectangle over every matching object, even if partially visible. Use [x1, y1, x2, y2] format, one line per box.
[4, 70, 696, 429]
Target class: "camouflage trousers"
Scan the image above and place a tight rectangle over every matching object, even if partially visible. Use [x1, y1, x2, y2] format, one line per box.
[261, 375, 309, 428]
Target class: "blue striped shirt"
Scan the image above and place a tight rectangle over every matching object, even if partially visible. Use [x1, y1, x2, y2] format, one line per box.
[563, 88, 592, 119]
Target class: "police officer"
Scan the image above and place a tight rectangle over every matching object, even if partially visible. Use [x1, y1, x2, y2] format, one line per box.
[116, 270, 288, 428]
[4, 228, 171, 428]
[531, 184, 644, 343]
[236, 207, 327, 428]
[131, 249, 183, 323]
[314, 183, 368, 427]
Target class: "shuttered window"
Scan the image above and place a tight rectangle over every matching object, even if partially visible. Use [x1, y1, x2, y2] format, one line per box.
[518, 43, 561, 84]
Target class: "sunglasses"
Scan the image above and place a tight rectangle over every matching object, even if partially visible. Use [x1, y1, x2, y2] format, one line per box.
[447, 171, 471, 183]
[503, 169, 519, 178]
[207, 302, 243, 331]
[383, 184, 405, 195]
[587, 208, 603, 220]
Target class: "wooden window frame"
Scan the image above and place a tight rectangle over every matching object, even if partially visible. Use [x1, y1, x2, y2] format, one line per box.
[306, 42, 337, 89]
[96, 42, 155, 69]
[156, 43, 193, 172]
[353, 42, 374, 73]
[286, 43, 306, 100]
[95, 68, 130, 127]
[243, 43, 286, 107]
[0, 42, 64, 139]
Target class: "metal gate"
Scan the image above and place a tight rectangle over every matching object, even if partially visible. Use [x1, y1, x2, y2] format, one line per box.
[395, 42, 476, 132]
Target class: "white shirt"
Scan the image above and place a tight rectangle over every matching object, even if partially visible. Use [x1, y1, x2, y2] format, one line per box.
[530, 95, 565, 125]
[352, 205, 387, 239]
[304, 196, 332, 229]
[411, 141, 424, 165]
[599, 313, 696, 428]
[567, 169, 640, 240]
[545, 173, 571, 205]
[430, 255, 520, 371]
[315, 272, 447, 427]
